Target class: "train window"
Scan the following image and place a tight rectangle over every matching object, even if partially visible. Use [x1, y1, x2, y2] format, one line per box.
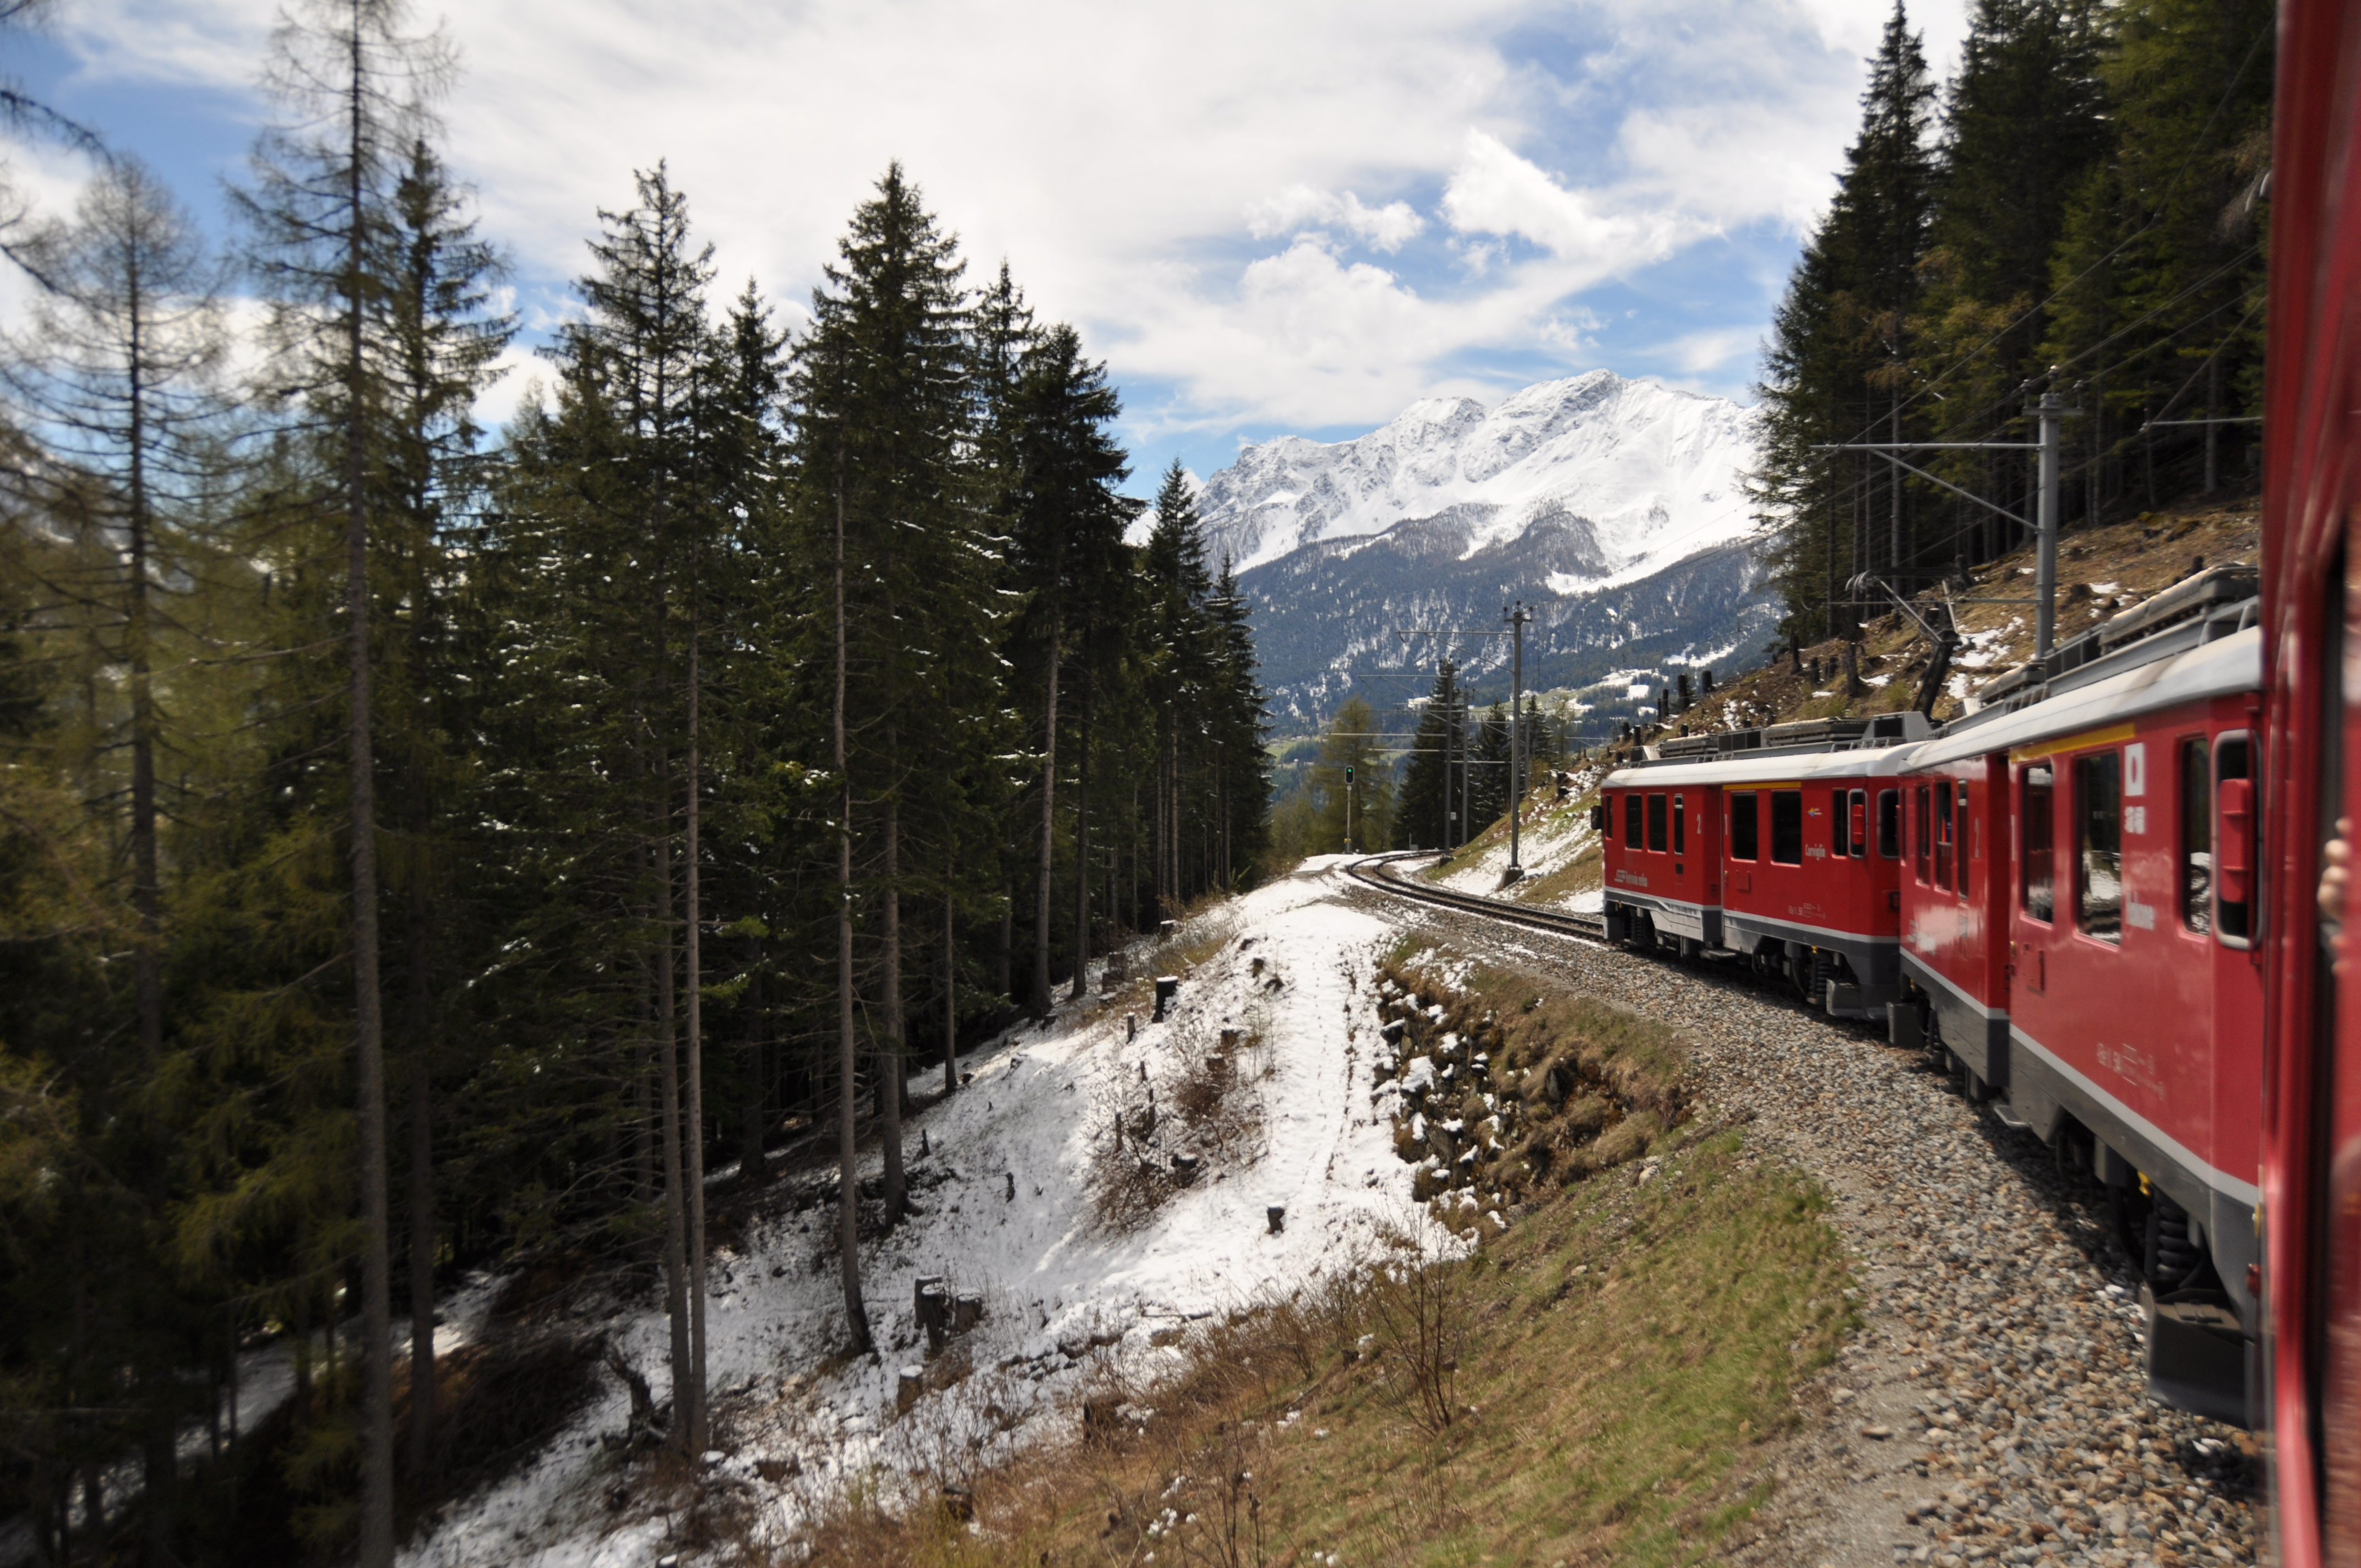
[2076, 750, 2123, 944]
[1770, 790, 1804, 864]
[2213, 731, 2254, 946]
[1956, 783, 1972, 899]
[1623, 792, 1642, 849]
[1848, 790, 1868, 859]
[2180, 738, 2212, 933]
[2022, 765, 2055, 921]
[1831, 788, 1851, 856]
[1914, 785, 1932, 883]
[1646, 792, 1667, 853]
[1729, 791, 1759, 860]
[1673, 793, 1687, 854]
[1935, 780, 1955, 889]
[1878, 790, 1901, 858]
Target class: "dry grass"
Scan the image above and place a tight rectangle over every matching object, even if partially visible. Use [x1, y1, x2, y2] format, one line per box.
[1087, 1007, 1270, 1235]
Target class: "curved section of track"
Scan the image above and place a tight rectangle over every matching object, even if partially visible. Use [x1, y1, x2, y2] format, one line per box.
[1343, 852, 1606, 941]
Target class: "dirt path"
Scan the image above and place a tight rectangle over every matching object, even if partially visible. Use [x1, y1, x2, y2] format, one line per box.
[1348, 877, 2260, 1568]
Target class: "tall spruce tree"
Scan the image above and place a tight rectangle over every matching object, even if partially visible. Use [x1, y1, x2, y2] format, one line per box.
[238, 2, 455, 1554]
[559, 163, 717, 1450]
[1753, 1, 1939, 635]
[371, 134, 511, 1480]
[1007, 324, 1132, 1016]
[1394, 662, 1461, 851]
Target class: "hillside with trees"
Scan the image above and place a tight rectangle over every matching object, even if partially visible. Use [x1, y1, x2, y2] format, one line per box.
[0, 2, 1270, 1560]
[1753, 0, 2272, 641]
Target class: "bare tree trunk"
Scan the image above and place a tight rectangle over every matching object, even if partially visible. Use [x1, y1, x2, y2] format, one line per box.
[682, 616, 708, 1455]
[405, 865, 434, 1478]
[143, 1419, 173, 1568]
[995, 876, 1011, 1001]
[879, 787, 905, 1223]
[632, 989, 654, 1204]
[653, 820, 689, 1450]
[346, 55, 394, 1559]
[942, 890, 956, 1095]
[1031, 621, 1060, 1017]
[833, 435, 871, 1352]
[1069, 685, 1090, 1001]
[739, 970, 766, 1186]
[125, 326, 161, 1084]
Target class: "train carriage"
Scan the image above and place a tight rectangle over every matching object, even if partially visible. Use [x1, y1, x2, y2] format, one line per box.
[1602, 712, 1925, 1015]
[1905, 608, 2264, 1424]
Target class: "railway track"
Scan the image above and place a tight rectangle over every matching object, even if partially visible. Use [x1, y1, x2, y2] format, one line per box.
[1342, 851, 1608, 940]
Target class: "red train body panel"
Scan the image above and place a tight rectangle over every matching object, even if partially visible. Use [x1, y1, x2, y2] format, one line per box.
[2258, 0, 2361, 1557]
[1896, 753, 2011, 1087]
[1598, 775, 1724, 948]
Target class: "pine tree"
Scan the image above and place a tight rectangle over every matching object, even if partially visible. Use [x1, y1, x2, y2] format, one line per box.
[1006, 324, 1132, 1015]
[1753, 0, 1940, 635]
[238, 3, 456, 1553]
[562, 163, 717, 1450]
[2042, 0, 2272, 502]
[1394, 663, 1461, 850]
[371, 134, 512, 1482]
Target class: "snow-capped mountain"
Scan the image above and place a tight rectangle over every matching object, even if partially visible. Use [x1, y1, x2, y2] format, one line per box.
[1207, 372, 1778, 732]
[1200, 371, 1755, 582]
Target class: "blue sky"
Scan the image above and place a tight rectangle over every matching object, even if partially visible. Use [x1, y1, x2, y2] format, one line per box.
[2, 0, 1967, 498]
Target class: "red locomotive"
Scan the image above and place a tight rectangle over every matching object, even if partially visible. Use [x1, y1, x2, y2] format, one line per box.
[1602, 713, 1924, 1015]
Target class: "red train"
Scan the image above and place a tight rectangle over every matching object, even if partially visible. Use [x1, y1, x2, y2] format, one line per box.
[1601, 8, 2360, 1553]
[1603, 580, 2266, 1425]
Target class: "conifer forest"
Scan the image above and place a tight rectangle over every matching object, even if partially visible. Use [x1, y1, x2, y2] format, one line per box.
[1751, 0, 2272, 640]
[0, 1, 1269, 1559]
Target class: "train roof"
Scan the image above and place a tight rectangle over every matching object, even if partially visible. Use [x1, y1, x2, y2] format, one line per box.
[1604, 725, 1924, 790]
[1908, 620, 2259, 769]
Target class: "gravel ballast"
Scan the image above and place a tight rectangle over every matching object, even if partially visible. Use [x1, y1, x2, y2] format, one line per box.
[1349, 873, 2260, 1568]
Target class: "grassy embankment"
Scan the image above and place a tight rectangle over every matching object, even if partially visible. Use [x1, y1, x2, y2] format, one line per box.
[796, 952, 1854, 1568]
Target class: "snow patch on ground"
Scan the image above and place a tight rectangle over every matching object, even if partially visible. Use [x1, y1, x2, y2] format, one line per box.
[404, 864, 1423, 1568]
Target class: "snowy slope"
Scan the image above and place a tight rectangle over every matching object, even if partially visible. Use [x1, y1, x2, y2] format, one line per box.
[1199, 371, 1757, 579]
[404, 862, 1429, 1568]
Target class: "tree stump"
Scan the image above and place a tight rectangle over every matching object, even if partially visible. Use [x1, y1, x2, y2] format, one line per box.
[915, 1277, 950, 1353]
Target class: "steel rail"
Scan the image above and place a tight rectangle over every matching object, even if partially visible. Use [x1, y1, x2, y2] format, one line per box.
[1342, 851, 1607, 940]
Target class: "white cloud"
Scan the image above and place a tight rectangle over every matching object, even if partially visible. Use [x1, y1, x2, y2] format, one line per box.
[18, 0, 1973, 442]
[1247, 186, 1426, 252]
[1441, 129, 1690, 275]
[1654, 326, 1761, 376]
